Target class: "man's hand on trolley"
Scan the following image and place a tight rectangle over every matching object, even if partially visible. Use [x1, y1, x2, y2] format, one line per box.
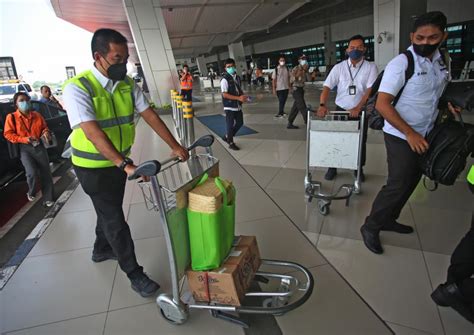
[172, 145, 190, 162]
[317, 105, 328, 118]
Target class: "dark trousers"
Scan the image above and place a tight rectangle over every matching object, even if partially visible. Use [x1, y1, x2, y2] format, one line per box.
[74, 165, 142, 279]
[447, 213, 474, 301]
[335, 105, 368, 167]
[181, 89, 192, 102]
[225, 109, 244, 144]
[365, 133, 422, 231]
[288, 87, 308, 125]
[276, 89, 289, 115]
[19, 144, 54, 201]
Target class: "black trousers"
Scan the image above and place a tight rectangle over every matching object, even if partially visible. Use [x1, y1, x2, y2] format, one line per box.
[447, 213, 474, 301]
[225, 109, 244, 144]
[334, 105, 368, 167]
[19, 144, 54, 201]
[276, 89, 289, 115]
[181, 89, 192, 102]
[74, 165, 142, 279]
[288, 87, 308, 125]
[365, 133, 422, 231]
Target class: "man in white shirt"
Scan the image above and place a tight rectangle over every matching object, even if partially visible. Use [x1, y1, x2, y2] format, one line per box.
[317, 35, 378, 181]
[272, 55, 291, 118]
[361, 12, 457, 254]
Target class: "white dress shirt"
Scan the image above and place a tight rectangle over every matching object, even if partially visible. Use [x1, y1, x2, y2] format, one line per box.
[380, 46, 449, 140]
[63, 66, 150, 129]
[324, 58, 378, 110]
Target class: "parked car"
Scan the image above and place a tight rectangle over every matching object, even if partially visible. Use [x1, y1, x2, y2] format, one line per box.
[0, 100, 71, 188]
[0, 80, 39, 103]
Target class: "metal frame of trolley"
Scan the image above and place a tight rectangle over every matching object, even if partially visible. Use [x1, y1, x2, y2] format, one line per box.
[304, 109, 366, 216]
[129, 135, 314, 328]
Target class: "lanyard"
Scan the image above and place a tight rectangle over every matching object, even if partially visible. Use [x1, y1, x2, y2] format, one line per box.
[346, 59, 364, 85]
[19, 113, 33, 136]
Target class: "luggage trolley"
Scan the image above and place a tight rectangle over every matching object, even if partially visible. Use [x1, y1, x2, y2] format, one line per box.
[129, 135, 314, 327]
[304, 109, 366, 216]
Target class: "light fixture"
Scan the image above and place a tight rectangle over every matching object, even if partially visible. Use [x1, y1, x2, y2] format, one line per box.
[377, 31, 388, 44]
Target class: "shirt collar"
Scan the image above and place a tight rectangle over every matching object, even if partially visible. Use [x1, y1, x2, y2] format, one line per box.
[408, 45, 441, 64]
[91, 65, 113, 89]
[347, 58, 364, 68]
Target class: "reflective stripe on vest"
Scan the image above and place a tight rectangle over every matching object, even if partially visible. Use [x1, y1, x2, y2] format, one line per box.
[64, 70, 135, 168]
[468, 166, 474, 185]
[180, 74, 193, 90]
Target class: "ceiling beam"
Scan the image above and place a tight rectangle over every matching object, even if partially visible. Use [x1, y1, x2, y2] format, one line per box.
[233, 0, 263, 31]
[159, 0, 298, 10]
[191, 0, 209, 32]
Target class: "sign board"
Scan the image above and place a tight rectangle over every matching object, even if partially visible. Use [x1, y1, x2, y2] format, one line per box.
[66, 66, 76, 79]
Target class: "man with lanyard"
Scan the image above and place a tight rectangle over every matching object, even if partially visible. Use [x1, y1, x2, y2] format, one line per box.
[360, 12, 460, 254]
[180, 64, 193, 102]
[63, 29, 189, 297]
[317, 35, 378, 181]
[220, 58, 248, 150]
[272, 55, 291, 118]
[431, 165, 474, 323]
[287, 55, 314, 129]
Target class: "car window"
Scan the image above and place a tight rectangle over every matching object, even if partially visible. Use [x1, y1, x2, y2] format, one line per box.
[17, 85, 25, 92]
[31, 101, 51, 119]
[48, 104, 61, 117]
[0, 85, 16, 95]
[24, 84, 32, 92]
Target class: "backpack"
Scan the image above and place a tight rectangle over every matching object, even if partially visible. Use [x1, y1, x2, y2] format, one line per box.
[419, 115, 474, 190]
[365, 50, 415, 130]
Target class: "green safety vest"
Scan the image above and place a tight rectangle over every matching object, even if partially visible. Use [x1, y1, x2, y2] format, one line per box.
[468, 165, 474, 185]
[64, 70, 135, 168]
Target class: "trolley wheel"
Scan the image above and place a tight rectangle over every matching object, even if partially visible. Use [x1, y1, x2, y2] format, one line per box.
[318, 201, 330, 216]
[160, 308, 183, 325]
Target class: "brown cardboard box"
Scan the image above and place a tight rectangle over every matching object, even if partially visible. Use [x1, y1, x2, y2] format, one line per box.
[187, 265, 245, 306]
[232, 235, 261, 273]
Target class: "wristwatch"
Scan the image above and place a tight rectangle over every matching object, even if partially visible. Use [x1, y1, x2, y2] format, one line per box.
[319, 103, 325, 107]
[119, 157, 134, 171]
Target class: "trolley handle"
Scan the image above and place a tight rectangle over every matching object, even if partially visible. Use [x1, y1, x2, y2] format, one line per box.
[128, 134, 215, 180]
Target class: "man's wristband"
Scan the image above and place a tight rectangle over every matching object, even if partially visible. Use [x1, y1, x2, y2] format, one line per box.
[119, 157, 134, 171]
[319, 103, 325, 107]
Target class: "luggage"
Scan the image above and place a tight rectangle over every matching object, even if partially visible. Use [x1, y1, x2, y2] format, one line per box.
[187, 174, 236, 271]
[419, 116, 474, 190]
[6, 113, 20, 159]
[439, 81, 474, 112]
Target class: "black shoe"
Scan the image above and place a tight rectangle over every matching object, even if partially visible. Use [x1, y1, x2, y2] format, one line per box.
[325, 168, 337, 181]
[381, 222, 414, 234]
[92, 250, 117, 263]
[229, 142, 240, 150]
[274, 113, 283, 118]
[360, 224, 383, 254]
[431, 283, 474, 323]
[130, 273, 160, 297]
[287, 124, 299, 129]
[354, 169, 365, 182]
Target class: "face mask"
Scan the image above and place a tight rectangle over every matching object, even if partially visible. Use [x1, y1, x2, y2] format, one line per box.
[279, 61, 285, 66]
[226, 67, 236, 75]
[299, 60, 307, 66]
[101, 56, 127, 81]
[413, 42, 440, 58]
[347, 49, 364, 60]
[18, 101, 31, 112]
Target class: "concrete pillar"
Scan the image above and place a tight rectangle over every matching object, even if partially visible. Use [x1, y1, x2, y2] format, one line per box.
[196, 57, 207, 77]
[228, 42, 246, 76]
[374, 0, 427, 70]
[123, 0, 178, 107]
[323, 24, 337, 67]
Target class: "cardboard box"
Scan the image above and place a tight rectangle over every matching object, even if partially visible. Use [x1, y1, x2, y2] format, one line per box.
[187, 265, 245, 306]
[232, 235, 261, 274]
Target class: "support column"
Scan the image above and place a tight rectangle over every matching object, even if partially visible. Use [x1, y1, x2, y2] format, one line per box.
[323, 24, 336, 68]
[196, 57, 207, 77]
[374, 0, 427, 70]
[123, 0, 178, 107]
[228, 42, 247, 76]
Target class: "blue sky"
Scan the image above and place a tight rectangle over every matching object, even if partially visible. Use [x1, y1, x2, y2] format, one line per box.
[0, 0, 93, 83]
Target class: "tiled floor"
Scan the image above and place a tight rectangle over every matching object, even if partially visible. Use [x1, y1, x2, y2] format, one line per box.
[1, 84, 472, 334]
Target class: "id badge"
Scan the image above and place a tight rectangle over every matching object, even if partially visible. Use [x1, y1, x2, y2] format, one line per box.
[349, 85, 356, 95]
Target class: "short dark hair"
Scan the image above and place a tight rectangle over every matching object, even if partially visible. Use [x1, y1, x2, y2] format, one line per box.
[40, 85, 50, 92]
[224, 58, 235, 66]
[13, 92, 29, 104]
[412, 11, 447, 33]
[183, 64, 189, 69]
[348, 34, 365, 45]
[278, 55, 286, 60]
[91, 28, 128, 57]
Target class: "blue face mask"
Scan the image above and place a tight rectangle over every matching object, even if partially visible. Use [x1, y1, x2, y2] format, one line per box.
[348, 49, 364, 60]
[18, 101, 31, 112]
[226, 67, 236, 75]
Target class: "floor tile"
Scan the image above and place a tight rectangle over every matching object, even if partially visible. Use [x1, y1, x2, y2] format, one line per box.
[235, 187, 283, 223]
[5, 313, 106, 335]
[59, 186, 94, 214]
[104, 302, 244, 335]
[276, 265, 392, 335]
[317, 235, 444, 335]
[387, 322, 435, 335]
[424, 252, 474, 335]
[242, 164, 281, 189]
[1, 248, 116, 333]
[239, 140, 303, 168]
[127, 203, 165, 241]
[236, 216, 327, 268]
[364, 143, 388, 177]
[412, 206, 472, 255]
[266, 167, 307, 192]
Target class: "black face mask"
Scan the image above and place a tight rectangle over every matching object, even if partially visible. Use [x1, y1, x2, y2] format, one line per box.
[101, 57, 127, 81]
[412, 42, 440, 58]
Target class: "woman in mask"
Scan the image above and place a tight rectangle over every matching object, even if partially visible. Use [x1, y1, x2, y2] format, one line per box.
[4, 92, 55, 207]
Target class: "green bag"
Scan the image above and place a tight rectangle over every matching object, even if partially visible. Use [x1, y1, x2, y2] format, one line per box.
[187, 174, 236, 271]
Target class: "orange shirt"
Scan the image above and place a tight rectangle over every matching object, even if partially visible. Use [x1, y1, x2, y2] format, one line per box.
[180, 73, 193, 90]
[3, 110, 49, 144]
